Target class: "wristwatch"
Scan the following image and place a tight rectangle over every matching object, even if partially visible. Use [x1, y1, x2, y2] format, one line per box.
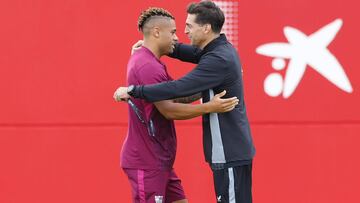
[127, 85, 136, 97]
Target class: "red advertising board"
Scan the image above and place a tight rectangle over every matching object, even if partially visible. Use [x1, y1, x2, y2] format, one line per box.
[0, 0, 359, 203]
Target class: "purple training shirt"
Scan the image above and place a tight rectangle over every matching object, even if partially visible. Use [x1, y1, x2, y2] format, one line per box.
[120, 46, 177, 170]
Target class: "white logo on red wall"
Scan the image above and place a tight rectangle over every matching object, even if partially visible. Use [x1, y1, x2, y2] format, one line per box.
[256, 18, 353, 98]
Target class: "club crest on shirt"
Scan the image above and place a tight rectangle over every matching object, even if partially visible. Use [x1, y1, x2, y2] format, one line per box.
[155, 195, 164, 203]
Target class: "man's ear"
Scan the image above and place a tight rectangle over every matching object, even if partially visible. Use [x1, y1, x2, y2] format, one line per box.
[203, 24, 212, 34]
[152, 27, 160, 38]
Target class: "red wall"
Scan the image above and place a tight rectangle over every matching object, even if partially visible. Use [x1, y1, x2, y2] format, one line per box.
[1, 0, 359, 203]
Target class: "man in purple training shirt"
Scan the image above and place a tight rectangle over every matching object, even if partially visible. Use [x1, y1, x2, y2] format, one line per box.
[114, 7, 238, 203]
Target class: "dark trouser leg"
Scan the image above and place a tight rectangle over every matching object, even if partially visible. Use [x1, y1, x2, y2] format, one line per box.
[212, 163, 252, 203]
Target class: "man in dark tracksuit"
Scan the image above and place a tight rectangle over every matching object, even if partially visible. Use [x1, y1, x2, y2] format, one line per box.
[114, 2, 255, 203]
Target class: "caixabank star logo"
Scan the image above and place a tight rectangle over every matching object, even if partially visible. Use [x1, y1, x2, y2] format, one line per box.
[256, 19, 353, 98]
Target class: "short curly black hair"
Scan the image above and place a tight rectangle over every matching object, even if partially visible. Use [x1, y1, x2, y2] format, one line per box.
[138, 7, 175, 32]
[187, 1, 225, 33]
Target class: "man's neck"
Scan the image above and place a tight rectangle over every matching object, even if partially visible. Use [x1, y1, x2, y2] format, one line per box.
[143, 40, 161, 59]
[199, 33, 220, 49]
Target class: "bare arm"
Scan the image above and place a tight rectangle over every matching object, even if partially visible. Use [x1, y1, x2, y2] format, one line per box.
[154, 91, 238, 120]
[173, 93, 202, 104]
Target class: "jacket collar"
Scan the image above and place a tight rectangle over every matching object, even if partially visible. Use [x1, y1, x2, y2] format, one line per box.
[202, 33, 228, 53]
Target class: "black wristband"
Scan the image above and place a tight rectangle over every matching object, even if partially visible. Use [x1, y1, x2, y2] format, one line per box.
[127, 85, 135, 97]
[129, 85, 143, 98]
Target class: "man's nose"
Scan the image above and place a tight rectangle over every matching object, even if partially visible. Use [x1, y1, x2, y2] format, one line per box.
[184, 27, 189, 34]
[174, 34, 179, 41]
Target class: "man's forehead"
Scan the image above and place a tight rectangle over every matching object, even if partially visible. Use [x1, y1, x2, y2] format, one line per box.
[186, 14, 196, 23]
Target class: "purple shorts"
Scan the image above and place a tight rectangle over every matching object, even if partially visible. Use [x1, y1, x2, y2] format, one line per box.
[123, 168, 186, 203]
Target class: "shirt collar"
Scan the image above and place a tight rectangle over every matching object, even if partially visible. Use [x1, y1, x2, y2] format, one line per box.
[140, 46, 165, 66]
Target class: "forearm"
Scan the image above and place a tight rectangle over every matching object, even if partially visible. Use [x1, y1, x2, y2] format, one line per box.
[130, 54, 226, 102]
[132, 78, 208, 102]
[168, 43, 202, 64]
[173, 93, 202, 103]
[155, 101, 211, 120]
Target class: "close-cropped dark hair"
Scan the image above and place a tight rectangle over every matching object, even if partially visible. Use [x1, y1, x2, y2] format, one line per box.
[187, 1, 225, 33]
[138, 7, 175, 32]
